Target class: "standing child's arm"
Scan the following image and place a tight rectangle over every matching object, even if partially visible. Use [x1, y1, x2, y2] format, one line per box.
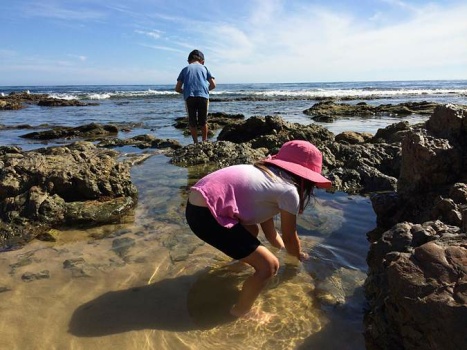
[208, 77, 216, 91]
[175, 81, 183, 93]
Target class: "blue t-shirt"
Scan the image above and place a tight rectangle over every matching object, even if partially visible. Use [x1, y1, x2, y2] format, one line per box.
[177, 62, 214, 100]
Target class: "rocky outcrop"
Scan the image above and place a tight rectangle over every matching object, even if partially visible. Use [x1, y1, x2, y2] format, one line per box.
[170, 140, 268, 168]
[98, 134, 182, 150]
[365, 104, 467, 350]
[21, 123, 119, 140]
[173, 112, 245, 136]
[365, 221, 466, 350]
[304, 101, 439, 122]
[0, 142, 137, 250]
[172, 114, 404, 194]
[0, 91, 96, 110]
[217, 115, 334, 150]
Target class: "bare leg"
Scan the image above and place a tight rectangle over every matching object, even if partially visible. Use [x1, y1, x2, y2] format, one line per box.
[230, 246, 279, 317]
[201, 124, 208, 142]
[190, 126, 198, 143]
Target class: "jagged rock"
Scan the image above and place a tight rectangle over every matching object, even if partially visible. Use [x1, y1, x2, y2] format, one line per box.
[98, 134, 182, 150]
[170, 140, 268, 168]
[371, 121, 413, 144]
[365, 221, 466, 350]
[303, 101, 440, 119]
[173, 112, 245, 135]
[218, 115, 334, 148]
[21, 123, 119, 140]
[0, 141, 138, 250]
[0, 91, 97, 109]
[37, 98, 92, 107]
[365, 104, 467, 350]
[335, 131, 373, 144]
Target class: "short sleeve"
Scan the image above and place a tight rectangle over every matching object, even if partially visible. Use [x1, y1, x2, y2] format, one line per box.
[278, 188, 300, 215]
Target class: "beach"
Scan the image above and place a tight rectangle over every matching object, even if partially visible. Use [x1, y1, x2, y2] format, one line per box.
[1, 80, 466, 349]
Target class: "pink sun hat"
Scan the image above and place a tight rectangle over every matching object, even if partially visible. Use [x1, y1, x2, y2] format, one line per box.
[263, 140, 332, 189]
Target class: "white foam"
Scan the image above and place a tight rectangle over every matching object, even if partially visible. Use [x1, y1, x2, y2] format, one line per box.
[213, 87, 467, 99]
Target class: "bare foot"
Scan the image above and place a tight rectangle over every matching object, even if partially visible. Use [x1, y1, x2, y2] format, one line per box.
[230, 306, 276, 324]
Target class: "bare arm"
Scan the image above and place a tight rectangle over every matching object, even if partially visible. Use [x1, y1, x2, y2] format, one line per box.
[175, 81, 183, 93]
[208, 78, 216, 91]
[280, 210, 307, 261]
[260, 218, 284, 249]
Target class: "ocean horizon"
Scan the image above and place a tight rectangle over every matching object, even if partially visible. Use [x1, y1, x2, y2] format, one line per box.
[1, 79, 467, 100]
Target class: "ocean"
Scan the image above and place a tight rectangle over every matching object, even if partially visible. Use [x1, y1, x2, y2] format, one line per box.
[0, 80, 466, 350]
[1, 80, 466, 150]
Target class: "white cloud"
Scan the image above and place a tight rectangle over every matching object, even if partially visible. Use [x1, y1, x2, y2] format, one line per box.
[4, 0, 466, 84]
[67, 54, 87, 62]
[139, 44, 184, 53]
[135, 29, 163, 39]
[201, 1, 467, 82]
[23, 2, 106, 21]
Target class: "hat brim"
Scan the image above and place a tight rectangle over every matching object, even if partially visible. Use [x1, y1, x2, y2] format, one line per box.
[264, 158, 332, 189]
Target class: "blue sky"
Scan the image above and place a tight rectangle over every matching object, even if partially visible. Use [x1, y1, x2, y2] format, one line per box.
[1, 0, 466, 86]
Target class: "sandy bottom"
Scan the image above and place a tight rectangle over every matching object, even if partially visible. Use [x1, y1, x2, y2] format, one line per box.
[0, 218, 365, 350]
[0, 157, 369, 350]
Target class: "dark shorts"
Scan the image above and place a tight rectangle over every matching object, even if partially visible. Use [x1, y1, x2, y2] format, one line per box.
[185, 200, 261, 260]
[185, 97, 209, 127]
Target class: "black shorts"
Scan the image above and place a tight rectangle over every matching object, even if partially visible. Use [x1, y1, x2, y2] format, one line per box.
[185, 97, 209, 127]
[185, 200, 261, 260]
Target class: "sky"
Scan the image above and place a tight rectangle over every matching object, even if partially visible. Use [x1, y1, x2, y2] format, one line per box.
[1, 0, 466, 86]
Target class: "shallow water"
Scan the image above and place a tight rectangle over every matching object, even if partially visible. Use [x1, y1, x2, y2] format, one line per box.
[1, 81, 465, 349]
[0, 155, 374, 350]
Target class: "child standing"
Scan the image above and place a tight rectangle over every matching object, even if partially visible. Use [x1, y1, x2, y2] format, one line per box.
[175, 50, 216, 143]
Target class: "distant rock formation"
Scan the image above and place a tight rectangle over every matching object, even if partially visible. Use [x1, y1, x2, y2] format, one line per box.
[0, 91, 96, 110]
[303, 100, 439, 122]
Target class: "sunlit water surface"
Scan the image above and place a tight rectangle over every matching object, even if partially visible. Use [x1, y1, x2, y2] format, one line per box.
[0, 155, 374, 350]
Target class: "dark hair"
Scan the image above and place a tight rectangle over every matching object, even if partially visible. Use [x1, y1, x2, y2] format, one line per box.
[254, 161, 315, 213]
[188, 49, 204, 62]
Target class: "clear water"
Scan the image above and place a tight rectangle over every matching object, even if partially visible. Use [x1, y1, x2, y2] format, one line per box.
[0, 81, 466, 349]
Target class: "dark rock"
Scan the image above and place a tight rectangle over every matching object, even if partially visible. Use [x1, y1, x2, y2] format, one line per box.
[335, 131, 373, 144]
[0, 141, 138, 250]
[21, 270, 50, 282]
[365, 104, 467, 350]
[111, 237, 136, 259]
[21, 123, 118, 140]
[0, 91, 98, 110]
[170, 140, 268, 168]
[365, 222, 466, 350]
[304, 101, 440, 119]
[98, 134, 182, 150]
[173, 112, 245, 134]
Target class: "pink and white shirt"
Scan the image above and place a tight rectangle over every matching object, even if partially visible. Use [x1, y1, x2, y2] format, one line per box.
[191, 164, 299, 228]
